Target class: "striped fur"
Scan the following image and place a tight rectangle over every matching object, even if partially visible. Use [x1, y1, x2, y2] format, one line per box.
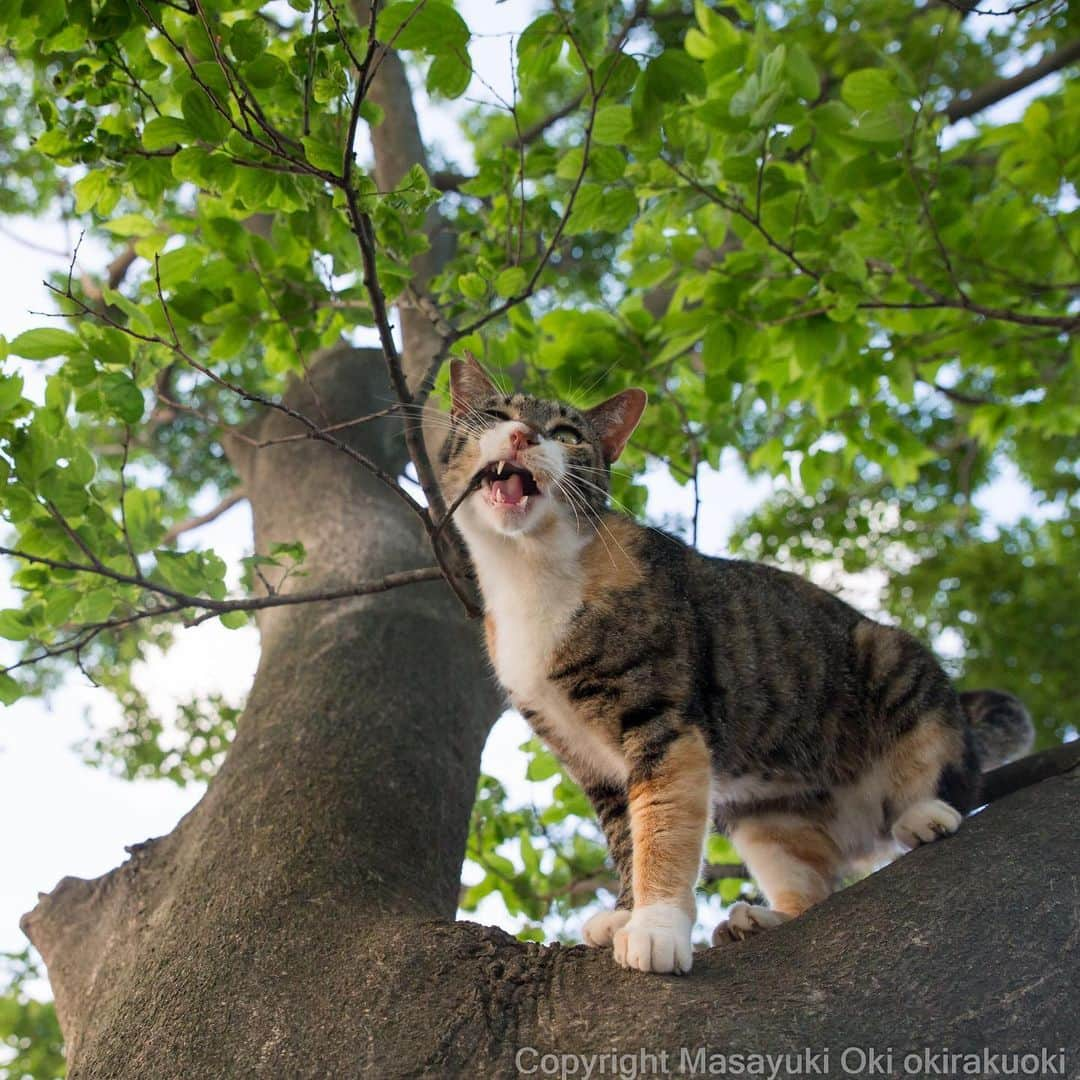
[441, 360, 1031, 973]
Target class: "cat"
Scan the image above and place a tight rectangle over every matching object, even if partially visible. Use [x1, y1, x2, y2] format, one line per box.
[439, 357, 1034, 975]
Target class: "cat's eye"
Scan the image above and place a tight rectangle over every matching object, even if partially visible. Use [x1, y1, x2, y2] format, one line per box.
[482, 408, 512, 422]
[550, 424, 582, 445]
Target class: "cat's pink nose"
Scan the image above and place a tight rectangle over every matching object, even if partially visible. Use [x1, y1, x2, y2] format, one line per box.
[508, 427, 539, 452]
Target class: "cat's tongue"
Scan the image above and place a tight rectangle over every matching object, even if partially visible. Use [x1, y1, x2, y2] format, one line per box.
[491, 472, 525, 505]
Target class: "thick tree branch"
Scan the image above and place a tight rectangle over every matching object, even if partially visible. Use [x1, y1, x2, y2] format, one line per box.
[944, 38, 1080, 123]
[980, 740, 1080, 804]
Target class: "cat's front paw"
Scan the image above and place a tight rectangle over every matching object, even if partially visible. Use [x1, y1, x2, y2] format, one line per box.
[582, 908, 631, 947]
[711, 902, 790, 945]
[891, 798, 962, 850]
[612, 903, 693, 975]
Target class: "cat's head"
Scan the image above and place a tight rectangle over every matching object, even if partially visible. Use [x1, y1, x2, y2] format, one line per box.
[439, 357, 646, 540]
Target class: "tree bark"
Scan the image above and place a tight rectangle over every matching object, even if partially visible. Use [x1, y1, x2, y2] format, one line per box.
[23, 695, 1079, 1076]
[22, 344, 501, 1073]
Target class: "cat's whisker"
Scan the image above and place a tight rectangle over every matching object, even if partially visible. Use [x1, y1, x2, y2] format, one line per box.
[545, 472, 584, 536]
[566, 467, 686, 550]
[551, 475, 615, 566]
[554, 474, 629, 567]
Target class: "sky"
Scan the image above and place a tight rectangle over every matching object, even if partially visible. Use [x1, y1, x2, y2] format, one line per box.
[0, 0, 1055, 969]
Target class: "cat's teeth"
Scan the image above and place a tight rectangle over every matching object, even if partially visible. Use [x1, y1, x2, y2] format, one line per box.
[496, 461, 505, 476]
[520, 496, 529, 507]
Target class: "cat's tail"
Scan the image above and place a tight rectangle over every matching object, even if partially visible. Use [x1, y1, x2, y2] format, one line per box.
[960, 689, 1035, 771]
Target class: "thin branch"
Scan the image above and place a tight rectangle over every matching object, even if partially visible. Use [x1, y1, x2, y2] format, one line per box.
[42, 500, 107, 573]
[161, 490, 247, 546]
[303, 0, 321, 136]
[512, 93, 585, 149]
[664, 161, 1079, 331]
[0, 545, 448, 677]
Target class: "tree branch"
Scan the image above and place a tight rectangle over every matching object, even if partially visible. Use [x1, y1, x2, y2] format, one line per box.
[0, 542, 448, 678]
[944, 38, 1080, 124]
[161, 490, 247, 546]
[512, 93, 585, 148]
[980, 740, 1080, 804]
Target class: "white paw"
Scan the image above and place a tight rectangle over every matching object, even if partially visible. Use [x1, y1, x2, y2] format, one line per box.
[712, 902, 791, 945]
[613, 903, 693, 975]
[582, 908, 631, 947]
[892, 798, 962, 850]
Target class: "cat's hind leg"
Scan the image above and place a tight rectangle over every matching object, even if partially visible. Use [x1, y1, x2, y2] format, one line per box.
[713, 814, 841, 946]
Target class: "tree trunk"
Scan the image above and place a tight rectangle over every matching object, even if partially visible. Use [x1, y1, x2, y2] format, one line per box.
[22, 634, 1080, 1078]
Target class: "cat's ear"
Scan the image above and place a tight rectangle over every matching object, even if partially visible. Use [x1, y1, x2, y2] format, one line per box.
[585, 388, 647, 463]
[449, 354, 499, 416]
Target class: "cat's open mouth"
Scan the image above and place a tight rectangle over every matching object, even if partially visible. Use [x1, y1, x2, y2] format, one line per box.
[478, 460, 542, 509]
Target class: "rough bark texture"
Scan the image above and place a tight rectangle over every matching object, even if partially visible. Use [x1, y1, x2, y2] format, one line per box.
[22, 345, 501, 1073]
[24, 715, 1080, 1076]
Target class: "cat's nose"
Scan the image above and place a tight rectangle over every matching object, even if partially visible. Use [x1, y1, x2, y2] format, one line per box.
[508, 426, 539, 452]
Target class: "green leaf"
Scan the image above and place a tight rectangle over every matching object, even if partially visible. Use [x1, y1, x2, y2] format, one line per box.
[850, 104, 912, 142]
[841, 68, 903, 112]
[242, 55, 291, 90]
[103, 214, 156, 238]
[0, 672, 21, 705]
[643, 49, 705, 103]
[9, 329, 82, 360]
[427, 53, 471, 99]
[219, 610, 248, 629]
[73, 171, 110, 214]
[377, 1, 469, 53]
[565, 184, 636, 235]
[495, 267, 527, 297]
[457, 272, 487, 301]
[787, 45, 820, 101]
[525, 748, 560, 781]
[229, 18, 268, 62]
[0, 610, 32, 641]
[181, 89, 229, 144]
[141, 116, 193, 151]
[0, 373, 24, 415]
[592, 105, 632, 145]
[101, 372, 145, 423]
[80, 588, 115, 623]
[157, 245, 204, 287]
[301, 135, 341, 173]
[123, 488, 164, 552]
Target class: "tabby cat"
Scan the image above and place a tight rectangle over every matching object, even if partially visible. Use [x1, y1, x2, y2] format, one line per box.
[440, 358, 1033, 975]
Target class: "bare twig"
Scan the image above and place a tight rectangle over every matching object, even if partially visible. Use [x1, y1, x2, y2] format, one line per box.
[161, 490, 247, 545]
[0, 544, 448, 678]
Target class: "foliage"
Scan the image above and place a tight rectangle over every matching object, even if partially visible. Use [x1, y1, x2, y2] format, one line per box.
[0, 0, 1076, 1001]
[0, 952, 64, 1080]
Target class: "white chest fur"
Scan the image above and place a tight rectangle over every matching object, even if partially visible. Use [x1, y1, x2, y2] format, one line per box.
[460, 517, 629, 785]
